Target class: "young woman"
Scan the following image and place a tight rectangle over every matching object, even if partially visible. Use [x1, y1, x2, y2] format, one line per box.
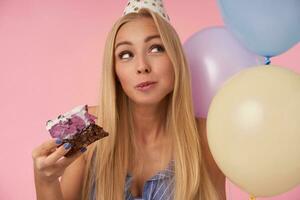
[32, 7, 226, 200]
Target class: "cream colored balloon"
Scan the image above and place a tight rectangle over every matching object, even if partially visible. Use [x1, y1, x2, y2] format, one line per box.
[207, 65, 300, 197]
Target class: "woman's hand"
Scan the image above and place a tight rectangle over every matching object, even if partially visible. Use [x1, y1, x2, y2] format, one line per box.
[32, 138, 86, 184]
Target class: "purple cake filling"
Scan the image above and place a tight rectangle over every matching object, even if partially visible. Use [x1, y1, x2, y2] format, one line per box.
[47, 104, 98, 139]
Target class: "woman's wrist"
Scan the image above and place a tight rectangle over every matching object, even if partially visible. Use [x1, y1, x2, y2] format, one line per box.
[34, 177, 64, 200]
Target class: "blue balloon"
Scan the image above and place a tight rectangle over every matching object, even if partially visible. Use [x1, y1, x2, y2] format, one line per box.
[217, 0, 300, 57]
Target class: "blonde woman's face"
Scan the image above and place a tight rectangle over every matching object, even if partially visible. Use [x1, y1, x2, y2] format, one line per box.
[114, 17, 175, 105]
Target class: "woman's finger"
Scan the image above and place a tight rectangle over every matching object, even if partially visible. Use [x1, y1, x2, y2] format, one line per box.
[32, 138, 63, 158]
[56, 147, 87, 168]
[43, 143, 72, 167]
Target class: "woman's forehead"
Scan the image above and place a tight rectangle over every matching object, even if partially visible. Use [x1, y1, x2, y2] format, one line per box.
[115, 17, 159, 43]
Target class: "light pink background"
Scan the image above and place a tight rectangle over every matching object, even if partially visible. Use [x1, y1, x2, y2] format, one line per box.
[1, 0, 299, 199]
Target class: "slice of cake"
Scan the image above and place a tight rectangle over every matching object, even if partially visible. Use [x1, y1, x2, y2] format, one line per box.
[46, 104, 109, 157]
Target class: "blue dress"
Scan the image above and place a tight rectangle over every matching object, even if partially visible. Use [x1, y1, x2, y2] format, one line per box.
[90, 160, 175, 200]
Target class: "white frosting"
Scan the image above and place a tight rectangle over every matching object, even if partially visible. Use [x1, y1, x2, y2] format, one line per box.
[46, 104, 91, 131]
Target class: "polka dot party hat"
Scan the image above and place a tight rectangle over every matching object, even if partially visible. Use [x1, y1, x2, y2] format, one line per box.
[123, 0, 170, 23]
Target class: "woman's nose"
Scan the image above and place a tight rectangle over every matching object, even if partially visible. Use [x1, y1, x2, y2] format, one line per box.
[136, 56, 151, 74]
[137, 66, 151, 74]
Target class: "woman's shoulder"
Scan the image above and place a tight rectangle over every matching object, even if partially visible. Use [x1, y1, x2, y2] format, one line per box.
[59, 105, 99, 199]
[87, 105, 99, 117]
[60, 148, 87, 200]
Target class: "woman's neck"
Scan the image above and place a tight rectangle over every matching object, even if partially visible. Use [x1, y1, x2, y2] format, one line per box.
[131, 99, 168, 145]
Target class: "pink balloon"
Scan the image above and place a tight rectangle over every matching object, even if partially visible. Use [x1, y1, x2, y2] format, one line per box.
[183, 26, 263, 118]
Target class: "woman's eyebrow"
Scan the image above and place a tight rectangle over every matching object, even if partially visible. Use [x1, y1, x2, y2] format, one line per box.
[115, 34, 161, 50]
[115, 41, 132, 50]
[144, 34, 160, 43]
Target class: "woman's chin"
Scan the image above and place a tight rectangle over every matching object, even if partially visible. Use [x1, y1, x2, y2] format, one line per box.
[130, 96, 165, 107]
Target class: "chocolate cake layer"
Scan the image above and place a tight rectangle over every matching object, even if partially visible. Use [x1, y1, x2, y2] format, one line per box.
[57, 123, 109, 157]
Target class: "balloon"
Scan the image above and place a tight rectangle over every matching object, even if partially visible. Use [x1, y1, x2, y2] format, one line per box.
[217, 0, 300, 57]
[207, 65, 300, 197]
[183, 27, 263, 118]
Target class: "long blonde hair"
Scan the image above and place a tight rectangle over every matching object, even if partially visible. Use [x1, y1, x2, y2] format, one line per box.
[81, 9, 220, 200]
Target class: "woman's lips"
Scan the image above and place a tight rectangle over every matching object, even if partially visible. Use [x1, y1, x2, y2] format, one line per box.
[135, 82, 157, 91]
[135, 81, 157, 88]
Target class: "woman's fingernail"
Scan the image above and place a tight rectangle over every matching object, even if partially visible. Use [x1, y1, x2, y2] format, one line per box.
[80, 147, 87, 153]
[63, 143, 72, 150]
[55, 138, 62, 145]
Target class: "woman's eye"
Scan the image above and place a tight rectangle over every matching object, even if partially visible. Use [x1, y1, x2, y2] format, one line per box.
[150, 44, 165, 53]
[118, 51, 133, 60]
